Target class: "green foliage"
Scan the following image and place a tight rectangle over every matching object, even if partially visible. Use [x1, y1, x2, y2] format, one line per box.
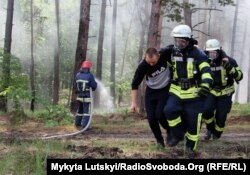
[161, 0, 234, 22]
[35, 104, 72, 127]
[218, 0, 235, 6]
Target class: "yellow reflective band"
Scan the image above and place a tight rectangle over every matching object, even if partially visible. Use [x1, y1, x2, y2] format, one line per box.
[221, 67, 227, 86]
[199, 62, 210, 71]
[187, 61, 194, 79]
[200, 83, 210, 89]
[169, 84, 199, 100]
[186, 132, 199, 142]
[229, 67, 236, 74]
[235, 67, 243, 80]
[76, 80, 89, 83]
[194, 113, 202, 150]
[215, 124, 224, 132]
[173, 61, 178, 80]
[77, 97, 92, 103]
[203, 117, 214, 124]
[168, 116, 182, 127]
[210, 85, 235, 97]
[202, 73, 213, 80]
[76, 113, 84, 117]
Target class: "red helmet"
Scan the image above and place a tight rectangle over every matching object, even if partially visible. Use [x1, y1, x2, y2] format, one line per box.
[81, 60, 92, 69]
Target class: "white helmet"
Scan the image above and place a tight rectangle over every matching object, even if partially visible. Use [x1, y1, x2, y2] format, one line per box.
[205, 39, 221, 51]
[171, 25, 192, 38]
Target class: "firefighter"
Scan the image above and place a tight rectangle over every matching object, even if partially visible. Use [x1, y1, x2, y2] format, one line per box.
[75, 60, 97, 129]
[203, 39, 243, 140]
[162, 25, 213, 153]
[131, 48, 172, 148]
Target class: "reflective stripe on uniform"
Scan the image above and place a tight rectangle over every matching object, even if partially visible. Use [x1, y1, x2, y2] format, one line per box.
[173, 61, 178, 80]
[202, 73, 213, 81]
[77, 97, 92, 103]
[187, 59, 194, 79]
[221, 68, 227, 86]
[186, 132, 199, 142]
[235, 67, 243, 81]
[210, 85, 235, 97]
[215, 124, 224, 132]
[199, 62, 210, 71]
[76, 80, 89, 83]
[200, 83, 210, 89]
[169, 84, 199, 99]
[203, 117, 214, 124]
[194, 113, 202, 150]
[168, 116, 182, 127]
[76, 113, 84, 117]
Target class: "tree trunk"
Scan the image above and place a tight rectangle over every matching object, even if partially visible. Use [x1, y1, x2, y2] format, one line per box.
[95, 0, 107, 108]
[138, 0, 150, 114]
[147, 0, 161, 48]
[230, 0, 239, 57]
[110, 0, 117, 105]
[30, 0, 36, 112]
[183, 0, 192, 27]
[53, 0, 60, 105]
[96, 0, 106, 81]
[139, 0, 161, 114]
[0, 0, 14, 112]
[70, 0, 91, 112]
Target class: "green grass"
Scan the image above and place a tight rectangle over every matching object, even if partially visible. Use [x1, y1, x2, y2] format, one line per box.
[0, 139, 71, 175]
[230, 103, 250, 116]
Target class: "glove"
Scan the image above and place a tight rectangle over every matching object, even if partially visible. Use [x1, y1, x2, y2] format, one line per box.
[198, 86, 210, 97]
[223, 61, 233, 71]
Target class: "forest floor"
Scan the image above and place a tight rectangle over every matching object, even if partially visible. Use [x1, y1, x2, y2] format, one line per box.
[0, 112, 250, 159]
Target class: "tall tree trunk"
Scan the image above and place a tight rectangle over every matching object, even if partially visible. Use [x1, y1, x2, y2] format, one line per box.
[0, 0, 14, 112]
[118, 7, 135, 106]
[53, 0, 60, 105]
[147, 0, 161, 48]
[96, 0, 106, 81]
[110, 0, 117, 105]
[230, 0, 239, 57]
[70, 0, 91, 112]
[183, 0, 192, 27]
[30, 0, 35, 112]
[139, 0, 161, 114]
[95, 0, 107, 108]
[138, 0, 149, 114]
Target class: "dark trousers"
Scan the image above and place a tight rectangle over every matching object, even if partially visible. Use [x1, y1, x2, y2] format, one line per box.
[164, 94, 203, 151]
[145, 86, 170, 142]
[75, 101, 90, 128]
[202, 94, 232, 138]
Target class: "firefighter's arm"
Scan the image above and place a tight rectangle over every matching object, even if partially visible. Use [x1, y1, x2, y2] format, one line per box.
[222, 58, 243, 82]
[89, 74, 97, 91]
[131, 90, 138, 113]
[198, 53, 214, 89]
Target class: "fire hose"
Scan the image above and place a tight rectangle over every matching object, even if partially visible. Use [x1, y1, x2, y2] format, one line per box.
[42, 89, 93, 140]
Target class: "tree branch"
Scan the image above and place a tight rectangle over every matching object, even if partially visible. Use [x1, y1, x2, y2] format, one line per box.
[193, 29, 210, 36]
[192, 21, 206, 29]
[192, 8, 223, 13]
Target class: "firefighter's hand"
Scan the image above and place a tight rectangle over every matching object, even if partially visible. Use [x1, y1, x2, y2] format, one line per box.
[198, 86, 210, 97]
[131, 102, 137, 113]
[222, 58, 233, 71]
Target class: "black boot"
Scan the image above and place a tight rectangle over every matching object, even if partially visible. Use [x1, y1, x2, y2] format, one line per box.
[156, 139, 165, 148]
[167, 137, 180, 147]
[204, 130, 212, 140]
[166, 131, 172, 145]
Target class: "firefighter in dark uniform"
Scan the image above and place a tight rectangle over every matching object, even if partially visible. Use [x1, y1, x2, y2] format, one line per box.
[75, 60, 97, 129]
[203, 39, 243, 140]
[131, 48, 171, 148]
[162, 25, 213, 152]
